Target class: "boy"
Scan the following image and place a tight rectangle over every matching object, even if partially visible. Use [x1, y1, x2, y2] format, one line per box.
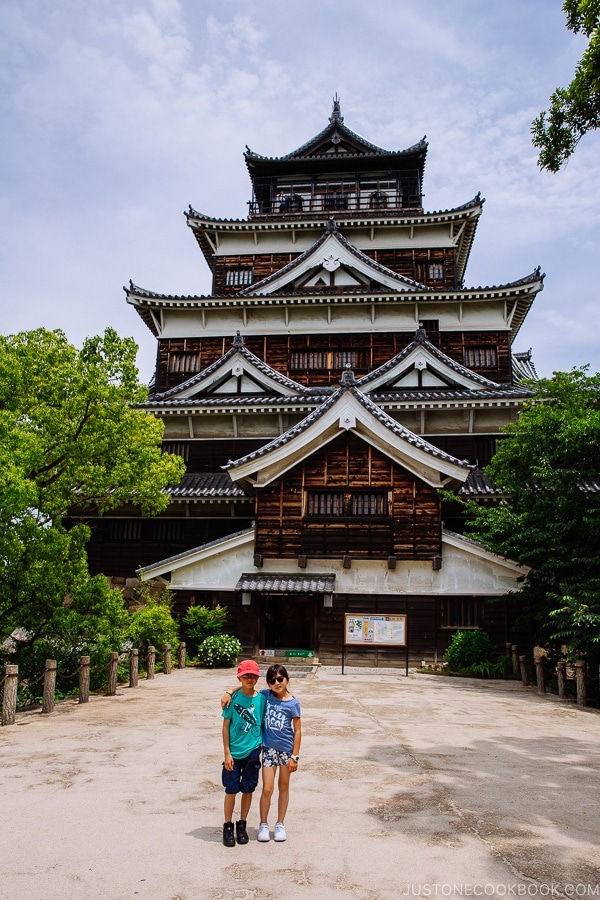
[221, 659, 266, 847]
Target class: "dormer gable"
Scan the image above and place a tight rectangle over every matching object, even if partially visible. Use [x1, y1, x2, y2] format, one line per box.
[225, 369, 471, 490]
[238, 222, 427, 297]
[151, 333, 316, 401]
[357, 326, 501, 393]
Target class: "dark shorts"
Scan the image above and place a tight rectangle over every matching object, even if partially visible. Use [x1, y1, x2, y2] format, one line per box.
[221, 745, 262, 794]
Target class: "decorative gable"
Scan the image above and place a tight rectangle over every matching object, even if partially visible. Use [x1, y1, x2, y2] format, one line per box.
[150, 333, 315, 401]
[358, 327, 501, 393]
[225, 371, 471, 490]
[239, 223, 426, 297]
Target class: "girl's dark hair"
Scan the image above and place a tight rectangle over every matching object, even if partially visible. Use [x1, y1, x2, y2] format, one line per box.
[266, 663, 289, 684]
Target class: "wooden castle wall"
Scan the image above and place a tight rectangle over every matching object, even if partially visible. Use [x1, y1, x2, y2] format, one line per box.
[254, 433, 441, 561]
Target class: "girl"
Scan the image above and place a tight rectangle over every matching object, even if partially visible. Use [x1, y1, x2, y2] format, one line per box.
[222, 663, 301, 842]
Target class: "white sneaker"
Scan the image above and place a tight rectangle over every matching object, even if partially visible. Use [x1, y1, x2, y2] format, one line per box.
[257, 822, 270, 842]
[273, 822, 286, 842]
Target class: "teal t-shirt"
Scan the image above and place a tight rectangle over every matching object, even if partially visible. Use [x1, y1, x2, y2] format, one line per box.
[222, 690, 266, 759]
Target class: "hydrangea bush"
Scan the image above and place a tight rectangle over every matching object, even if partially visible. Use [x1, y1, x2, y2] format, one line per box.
[198, 634, 242, 668]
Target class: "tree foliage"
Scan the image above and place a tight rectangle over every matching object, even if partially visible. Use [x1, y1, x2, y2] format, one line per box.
[465, 368, 600, 660]
[0, 328, 185, 666]
[532, 1, 600, 171]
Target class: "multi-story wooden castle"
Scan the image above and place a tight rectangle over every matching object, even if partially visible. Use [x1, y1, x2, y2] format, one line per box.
[82, 98, 543, 665]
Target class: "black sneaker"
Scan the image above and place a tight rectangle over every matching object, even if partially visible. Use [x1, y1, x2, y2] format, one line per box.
[223, 821, 235, 847]
[236, 819, 249, 844]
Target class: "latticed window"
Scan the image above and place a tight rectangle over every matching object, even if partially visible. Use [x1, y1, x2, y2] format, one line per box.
[307, 491, 389, 518]
[168, 352, 200, 374]
[429, 263, 445, 280]
[225, 268, 253, 287]
[464, 347, 498, 368]
[439, 597, 484, 629]
[290, 350, 328, 370]
[333, 350, 358, 369]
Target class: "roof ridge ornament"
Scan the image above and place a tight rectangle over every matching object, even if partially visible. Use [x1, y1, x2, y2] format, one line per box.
[415, 323, 428, 343]
[232, 331, 245, 349]
[340, 367, 356, 387]
[325, 217, 338, 233]
[329, 94, 344, 125]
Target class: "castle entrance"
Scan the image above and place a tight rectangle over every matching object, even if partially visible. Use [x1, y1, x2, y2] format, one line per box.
[261, 593, 316, 651]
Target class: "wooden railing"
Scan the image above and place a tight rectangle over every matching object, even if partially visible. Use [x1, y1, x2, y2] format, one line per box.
[1, 642, 186, 726]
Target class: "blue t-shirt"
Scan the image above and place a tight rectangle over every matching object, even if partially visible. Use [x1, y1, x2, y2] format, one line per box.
[222, 690, 266, 759]
[260, 688, 301, 754]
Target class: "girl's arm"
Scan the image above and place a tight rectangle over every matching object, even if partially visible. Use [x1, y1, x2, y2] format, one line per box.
[288, 717, 301, 772]
[220, 687, 240, 709]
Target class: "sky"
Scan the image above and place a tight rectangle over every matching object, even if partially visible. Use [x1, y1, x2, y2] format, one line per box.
[1, 0, 599, 383]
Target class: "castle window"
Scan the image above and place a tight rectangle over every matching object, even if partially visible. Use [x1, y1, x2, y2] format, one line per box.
[429, 263, 445, 280]
[369, 190, 388, 209]
[439, 597, 484, 629]
[225, 268, 253, 287]
[307, 491, 389, 518]
[290, 350, 328, 371]
[464, 347, 498, 368]
[168, 352, 200, 374]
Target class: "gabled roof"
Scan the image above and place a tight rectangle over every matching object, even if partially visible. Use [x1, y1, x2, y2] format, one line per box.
[244, 97, 428, 172]
[224, 369, 472, 490]
[237, 220, 427, 296]
[146, 332, 319, 402]
[358, 326, 501, 393]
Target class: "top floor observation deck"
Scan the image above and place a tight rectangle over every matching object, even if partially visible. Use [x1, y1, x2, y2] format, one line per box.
[248, 173, 423, 218]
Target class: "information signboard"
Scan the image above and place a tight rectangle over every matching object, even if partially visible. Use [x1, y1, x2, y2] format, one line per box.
[344, 614, 407, 647]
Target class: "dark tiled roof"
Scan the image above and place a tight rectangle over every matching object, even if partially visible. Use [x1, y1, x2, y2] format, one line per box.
[166, 473, 249, 499]
[235, 573, 336, 593]
[458, 471, 506, 497]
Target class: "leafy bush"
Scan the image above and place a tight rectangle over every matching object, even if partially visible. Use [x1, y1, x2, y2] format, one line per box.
[183, 604, 228, 656]
[198, 634, 242, 668]
[467, 655, 512, 679]
[444, 630, 496, 671]
[126, 601, 179, 659]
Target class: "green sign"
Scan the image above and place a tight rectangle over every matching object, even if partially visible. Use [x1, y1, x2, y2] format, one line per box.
[285, 650, 314, 658]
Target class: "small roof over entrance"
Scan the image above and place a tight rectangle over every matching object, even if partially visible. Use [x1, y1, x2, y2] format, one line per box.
[235, 573, 336, 593]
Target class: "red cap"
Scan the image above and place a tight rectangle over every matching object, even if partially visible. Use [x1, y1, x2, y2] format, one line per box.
[237, 659, 260, 677]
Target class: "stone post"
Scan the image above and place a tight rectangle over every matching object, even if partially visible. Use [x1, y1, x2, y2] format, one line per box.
[79, 656, 90, 704]
[511, 644, 520, 678]
[2, 665, 18, 726]
[147, 646, 155, 680]
[107, 652, 118, 696]
[575, 660, 587, 707]
[163, 643, 172, 675]
[178, 642, 186, 669]
[535, 659, 546, 694]
[42, 659, 57, 714]
[556, 661, 568, 700]
[129, 649, 139, 688]
[519, 654, 529, 686]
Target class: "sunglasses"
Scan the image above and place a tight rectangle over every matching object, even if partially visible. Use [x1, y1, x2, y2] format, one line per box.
[268, 676, 286, 685]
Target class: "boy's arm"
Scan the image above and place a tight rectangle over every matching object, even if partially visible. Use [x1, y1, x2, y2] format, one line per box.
[220, 687, 240, 710]
[222, 718, 234, 770]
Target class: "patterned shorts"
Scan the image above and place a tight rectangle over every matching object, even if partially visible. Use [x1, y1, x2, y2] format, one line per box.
[262, 746, 292, 767]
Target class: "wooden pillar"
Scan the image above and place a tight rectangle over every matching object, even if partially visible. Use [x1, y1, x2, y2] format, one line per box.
[535, 660, 546, 694]
[107, 652, 118, 696]
[556, 661, 568, 700]
[2, 665, 18, 726]
[129, 649, 139, 688]
[511, 644, 520, 677]
[163, 643, 172, 675]
[42, 659, 57, 714]
[575, 660, 587, 707]
[147, 646, 155, 680]
[79, 656, 90, 704]
[519, 654, 529, 686]
[178, 642, 186, 669]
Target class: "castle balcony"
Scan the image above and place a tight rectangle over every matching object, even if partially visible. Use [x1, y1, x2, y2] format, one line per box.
[248, 177, 422, 218]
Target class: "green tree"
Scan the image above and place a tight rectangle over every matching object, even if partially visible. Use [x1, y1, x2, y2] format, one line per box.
[532, 1, 600, 171]
[465, 368, 600, 660]
[0, 327, 185, 665]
